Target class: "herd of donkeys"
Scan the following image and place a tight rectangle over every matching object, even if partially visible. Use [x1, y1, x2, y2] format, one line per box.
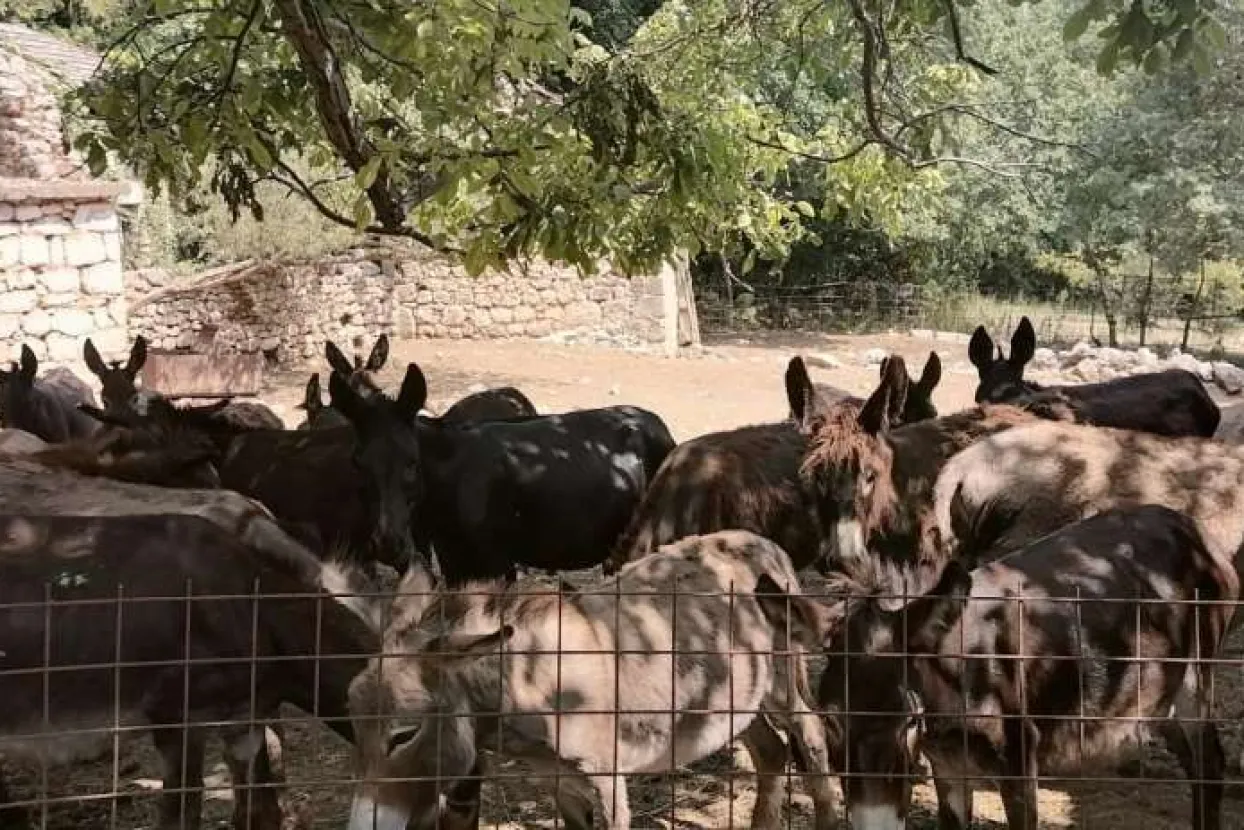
[0, 315, 1241, 830]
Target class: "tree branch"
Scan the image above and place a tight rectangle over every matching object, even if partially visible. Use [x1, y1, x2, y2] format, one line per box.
[272, 0, 406, 230]
[942, 0, 998, 76]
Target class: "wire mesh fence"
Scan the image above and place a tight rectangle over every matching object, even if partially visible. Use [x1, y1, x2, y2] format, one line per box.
[3, 573, 1243, 830]
[695, 281, 1244, 354]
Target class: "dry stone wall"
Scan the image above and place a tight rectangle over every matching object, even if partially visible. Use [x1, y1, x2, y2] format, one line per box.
[0, 50, 76, 180]
[126, 251, 676, 363]
[0, 180, 129, 371]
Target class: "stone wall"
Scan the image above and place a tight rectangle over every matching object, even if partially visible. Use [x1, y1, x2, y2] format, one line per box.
[0, 179, 129, 370]
[125, 251, 678, 362]
[0, 50, 76, 179]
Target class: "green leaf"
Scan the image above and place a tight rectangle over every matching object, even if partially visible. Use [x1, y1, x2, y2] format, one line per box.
[352, 193, 375, 231]
[795, 200, 815, 217]
[741, 248, 757, 275]
[1096, 40, 1120, 74]
[355, 155, 383, 190]
[1201, 17, 1228, 50]
[1142, 43, 1168, 74]
[1191, 42, 1213, 75]
[1063, 5, 1093, 41]
[1173, 29, 1196, 60]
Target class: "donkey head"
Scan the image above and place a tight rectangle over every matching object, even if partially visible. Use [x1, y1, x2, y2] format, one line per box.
[788, 355, 908, 566]
[326, 334, 389, 399]
[968, 316, 1037, 404]
[757, 560, 972, 827]
[329, 361, 427, 567]
[1, 346, 33, 423]
[884, 351, 941, 424]
[295, 373, 349, 430]
[347, 582, 510, 830]
[83, 335, 150, 416]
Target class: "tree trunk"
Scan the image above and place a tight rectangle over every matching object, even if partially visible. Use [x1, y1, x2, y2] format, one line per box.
[1138, 254, 1155, 346]
[1182, 257, 1208, 350]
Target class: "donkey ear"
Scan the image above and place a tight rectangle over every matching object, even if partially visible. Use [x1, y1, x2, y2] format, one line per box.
[302, 373, 323, 414]
[125, 336, 148, 379]
[917, 351, 942, 392]
[327, 370, 367, 425]
[423, 625, 514, 662]
[1009, 317, 1036, 368]
[325, 340, 354, 377]
[785, 356, 821, 431]
[859, 355, 908, 434]
[395, 363, 428, 422]
[753, 573, 844, 650]
[901, 559, 972, 654]
[83, 338, 108, 378]
[18, 345, 37, 382]
[366, 334, 390, 373]
[968, 326, 994, 371]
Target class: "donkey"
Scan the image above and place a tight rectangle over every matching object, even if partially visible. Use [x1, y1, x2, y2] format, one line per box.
[83, 336, 285, 439]
[605, 355, 941, 576]
[785, 352, 942, 425]
[328, 363, 675, 584]
[346, 530, 838, 830]
[21, 426, 222, 489]
[296, 372, 351, 430]
[0, 455, 316, 574]
[0, 512, 376, 830]
[437, 385, 538, 425]
[968, 316, 1219, 437]
[756, 505, 1233, 830]
[786, 355, 1073, 589]
[326, 334, 389, 398]
[0, 345, 100, 442]
[931, 419, 1244, 585]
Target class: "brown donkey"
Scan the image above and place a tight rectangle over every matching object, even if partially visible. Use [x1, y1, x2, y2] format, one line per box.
[757, 505, 1233, 830]
[606, 354, 941, 575]
[932, 418, 1244, 584]
[787, 356, 1073, 590]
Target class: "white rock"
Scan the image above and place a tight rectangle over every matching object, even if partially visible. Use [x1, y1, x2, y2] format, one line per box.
[1212, 361, 1244, 395]
[44, 333, 82, 362]
[19, 234, 48, 266]
[81, 261, 124, 294]
[20, 309, 51, 336]
[41, 267, 79, 293]
[805, 352, 843, 370]
[1030, 347, 1059, 372]
[0, 290, 37, 314]
[0, 235, 18, 266]
[0, 314, 20, 339]
[52, 309, 94, 336]
[72, 203, 119, 232]
[63, 232, 107, 266]
[863, 347, 888, 365]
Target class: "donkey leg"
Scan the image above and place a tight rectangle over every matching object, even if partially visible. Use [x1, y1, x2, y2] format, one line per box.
[1160, 687, 1224, 830]
[152, 724, 206, 830]
[583, 770, 630, 830]
[781, 708, 838, 830]
[739, 716, 788, 830]
[997, 721, 1040, 830]
[221, 723, 284, 830]
[927, 754, 974, 830]
[0, 765, 29, 830]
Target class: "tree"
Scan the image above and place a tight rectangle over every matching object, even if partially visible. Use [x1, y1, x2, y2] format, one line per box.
[70, 0, 1229, 274]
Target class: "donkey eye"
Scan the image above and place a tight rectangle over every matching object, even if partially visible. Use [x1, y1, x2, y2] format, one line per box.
[386, 726, 420, 754]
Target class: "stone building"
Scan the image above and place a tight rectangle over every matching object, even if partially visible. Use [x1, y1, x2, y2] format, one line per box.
[1, 24, 131, 365]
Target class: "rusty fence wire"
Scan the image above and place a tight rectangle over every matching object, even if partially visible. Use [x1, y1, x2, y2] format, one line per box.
[1, 580, 1241, 830]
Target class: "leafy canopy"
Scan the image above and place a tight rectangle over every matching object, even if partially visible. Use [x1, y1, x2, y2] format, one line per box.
[69, 0, 1227, 274]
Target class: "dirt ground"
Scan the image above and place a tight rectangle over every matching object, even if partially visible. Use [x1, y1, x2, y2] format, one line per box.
[8, 329, 1244, 829]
